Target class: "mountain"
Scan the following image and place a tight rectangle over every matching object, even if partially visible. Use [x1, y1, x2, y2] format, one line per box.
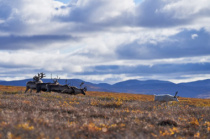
[179, 79, 210, 98]
[108, 80, 201, 98]
[0, 79, 210, 98]
[179, 79, 210, 87]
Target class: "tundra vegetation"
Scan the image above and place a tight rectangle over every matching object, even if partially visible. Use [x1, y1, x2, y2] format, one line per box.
[0, 85, 209, 138]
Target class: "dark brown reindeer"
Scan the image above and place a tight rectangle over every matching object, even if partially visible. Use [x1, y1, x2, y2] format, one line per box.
[62, 82, 87, 95]
[36, 79, 59, 93]
[24, 73, 46, 93]
[46, 84, 69, 93]
[62, 86, 87, 95]
[47, 81, 87, 95]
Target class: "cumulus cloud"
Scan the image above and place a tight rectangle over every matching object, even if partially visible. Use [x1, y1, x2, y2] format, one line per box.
[91, 63, 210, 75]
[0, 35, 79, 50]
[0, 2, 12, 21]
[58, 0, 135, 23]
[0, 0, 210, 83]
[116, 29, 210, 59]
[75, 61, 210, 83]
[191, 34, 198, 39]
[135, 0, 210, 27]
[0, 50, 89, 81]
[0, 0, 68, 34]
[1, 0, 210, 33]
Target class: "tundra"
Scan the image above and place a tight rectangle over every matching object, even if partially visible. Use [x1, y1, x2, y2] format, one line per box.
[154, 91, 179, 102]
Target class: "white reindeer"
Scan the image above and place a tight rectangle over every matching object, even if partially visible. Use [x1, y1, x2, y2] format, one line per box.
[154, 91, 179, 102]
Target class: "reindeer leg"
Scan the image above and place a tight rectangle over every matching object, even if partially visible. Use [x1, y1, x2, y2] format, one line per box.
[47, 87, 52, 93]
[36, 86, 41, 93]
[24, 87, 29, 93]
[46, 85, 50, 92]
[61, 89, 67, 94]
[71, 87, 76, 95]
[30, 89, 33, 93]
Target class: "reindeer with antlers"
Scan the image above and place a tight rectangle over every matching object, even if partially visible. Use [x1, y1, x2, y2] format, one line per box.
[47, 81, 87, 95]
[61, 82, 87, 95]
[154, 91, 179, 102]
[24, 73, 46, 93]
[36, 75, 60, 93]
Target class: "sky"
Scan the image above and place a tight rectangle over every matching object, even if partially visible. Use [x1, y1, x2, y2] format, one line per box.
[0, 0, 210, 84]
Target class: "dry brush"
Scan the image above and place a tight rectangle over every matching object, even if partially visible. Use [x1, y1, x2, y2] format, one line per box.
[0, 86, 209, 138]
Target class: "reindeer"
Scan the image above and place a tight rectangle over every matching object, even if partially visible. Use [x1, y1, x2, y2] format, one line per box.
[62, 82, 87, 95]
[24, 73, 46, 93]
[47, 82, 87, 95]
[62, 86, 87, 95]
[36, 79, 59, 93]
[154, 91, 179, 102]
[46, 84, 70, 93]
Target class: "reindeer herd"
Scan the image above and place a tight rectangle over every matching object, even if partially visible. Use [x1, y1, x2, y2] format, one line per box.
[24, 73, 180, 102]
[24, 73, 87, 95]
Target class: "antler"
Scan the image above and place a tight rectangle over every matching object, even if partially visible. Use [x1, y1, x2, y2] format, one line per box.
[174, 91, 178, 97]
[40, 72, 46, 79]
[80, 82, 84, 88]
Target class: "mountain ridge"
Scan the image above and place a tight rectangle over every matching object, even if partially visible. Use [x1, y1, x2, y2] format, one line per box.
[0, 79, 210, 98]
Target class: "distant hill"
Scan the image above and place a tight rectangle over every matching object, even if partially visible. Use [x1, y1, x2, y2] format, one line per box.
[0, 79, 210, 98]
[97, 79, 204, 98]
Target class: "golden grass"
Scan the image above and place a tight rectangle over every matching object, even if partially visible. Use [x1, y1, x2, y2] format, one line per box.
[0, 85, 209, 138]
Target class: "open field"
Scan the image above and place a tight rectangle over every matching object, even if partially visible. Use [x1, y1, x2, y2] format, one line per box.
[0, 85, 209, 138]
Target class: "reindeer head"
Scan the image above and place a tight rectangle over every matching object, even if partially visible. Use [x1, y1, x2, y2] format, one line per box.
[81, 87, 87, 95]
[53, 79, 59, 85]
[84, 86, 87, 91]
[33, 76, 39, 82]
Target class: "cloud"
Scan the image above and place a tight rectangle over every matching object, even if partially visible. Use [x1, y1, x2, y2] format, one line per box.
[0, 0, 67, 34]
[0, 50, 87, 75]
[116, 29, 210, 60]
[54, 0, 210, 29]
[73, 61, 210, 84]
[54, 0, 136, 32]
[0, 2, 12, 20]
[191, 34, 198, 39]
[0, 35, 79, 50]
[1, 0, 210, 34]
[82, 62, 210, 76]
[0, 0, 210, 84]
[135, 0, 210, 27]
[60, 0, 135, 22]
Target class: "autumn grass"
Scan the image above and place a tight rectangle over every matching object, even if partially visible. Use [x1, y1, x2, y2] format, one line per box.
[0, 85, 209, 138]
